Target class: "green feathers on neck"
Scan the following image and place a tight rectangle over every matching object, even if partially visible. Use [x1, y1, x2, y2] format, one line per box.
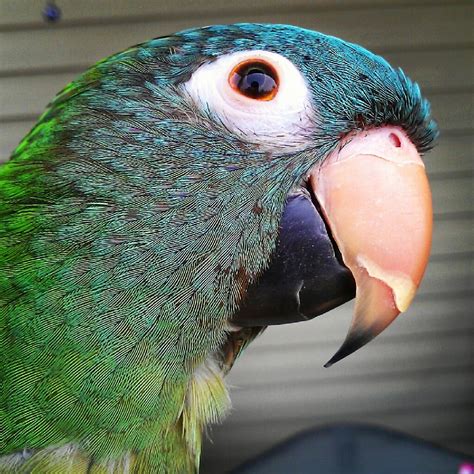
[0, 358, 230, 472]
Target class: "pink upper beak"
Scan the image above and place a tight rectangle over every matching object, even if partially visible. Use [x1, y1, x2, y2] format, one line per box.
[309, 126, 433, 366]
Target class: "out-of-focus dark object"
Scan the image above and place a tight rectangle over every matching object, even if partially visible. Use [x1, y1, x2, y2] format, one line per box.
[233, 423, 474, 474]
[42, 1, 61, 23]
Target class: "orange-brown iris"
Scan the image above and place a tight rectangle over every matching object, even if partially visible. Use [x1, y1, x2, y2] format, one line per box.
[229, 60, 279, 101]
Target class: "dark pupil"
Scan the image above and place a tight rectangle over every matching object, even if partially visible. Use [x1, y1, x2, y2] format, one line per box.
[236, 64, 277, 99]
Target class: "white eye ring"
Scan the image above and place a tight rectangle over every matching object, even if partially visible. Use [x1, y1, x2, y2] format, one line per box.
[183, 50, 316, 151]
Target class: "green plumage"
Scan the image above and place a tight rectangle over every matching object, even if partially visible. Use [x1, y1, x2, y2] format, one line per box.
[0, 23, 436, 472]
[0, 26, 298, 472]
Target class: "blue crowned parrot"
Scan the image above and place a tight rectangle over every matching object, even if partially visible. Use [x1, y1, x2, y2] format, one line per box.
[0, 23, 437, 472]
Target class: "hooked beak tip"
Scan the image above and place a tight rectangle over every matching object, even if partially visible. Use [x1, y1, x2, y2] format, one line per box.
[323, 327, 377, 367]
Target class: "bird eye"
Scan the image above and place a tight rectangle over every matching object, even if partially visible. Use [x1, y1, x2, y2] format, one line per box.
[229, 60, 279, 101]
[184, 50, 314, 150]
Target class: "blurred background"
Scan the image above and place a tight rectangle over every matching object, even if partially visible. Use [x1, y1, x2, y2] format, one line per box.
[0, 1, 472, 472]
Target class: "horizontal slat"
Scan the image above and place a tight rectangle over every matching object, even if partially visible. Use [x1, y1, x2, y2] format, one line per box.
[419, 256, 472, 295]
[432, 217, 473, 255]
[0, 121, 34, 162]
[201, 405, 474, 472]
[385, 47, 474, 92]
[0, 0, 451, 29]
[0, 73, 71, 118]
[425, 133, 473, 176]
[221, 370, 474, 429]
[0, 4, 472, 73]
[229, 331, 473, 388]
[431, 176, 473, 216]
[428, 92, 474, 132]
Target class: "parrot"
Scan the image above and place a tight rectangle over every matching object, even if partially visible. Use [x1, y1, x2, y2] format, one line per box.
[0, 23, 437, 473]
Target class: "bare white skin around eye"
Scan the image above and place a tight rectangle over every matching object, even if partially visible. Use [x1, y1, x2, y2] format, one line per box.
[182, 50, 317, 151]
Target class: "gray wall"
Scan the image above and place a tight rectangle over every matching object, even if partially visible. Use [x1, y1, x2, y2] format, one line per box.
[0, 1, 472, 472]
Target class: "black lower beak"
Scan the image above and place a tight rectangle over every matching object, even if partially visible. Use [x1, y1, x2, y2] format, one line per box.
[231, 192, 355, 327]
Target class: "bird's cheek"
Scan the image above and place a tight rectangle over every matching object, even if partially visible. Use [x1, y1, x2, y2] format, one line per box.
[309, 126, 433, 366]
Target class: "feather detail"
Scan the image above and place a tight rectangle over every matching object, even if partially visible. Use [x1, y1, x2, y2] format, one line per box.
[181, 355, 231, 470]
[0, 444, 89, 473]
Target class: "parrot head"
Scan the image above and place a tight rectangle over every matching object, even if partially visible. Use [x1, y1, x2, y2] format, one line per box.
[174, 23, 437, 365]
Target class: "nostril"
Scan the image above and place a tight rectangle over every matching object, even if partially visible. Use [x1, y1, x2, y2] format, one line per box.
[389, 132, 402, 148]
